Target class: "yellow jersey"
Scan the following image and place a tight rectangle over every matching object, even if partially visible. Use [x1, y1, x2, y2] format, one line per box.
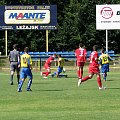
[20, 53, 32, 67]
[58, 57, 65, 67]
[99, 53, 109, 64]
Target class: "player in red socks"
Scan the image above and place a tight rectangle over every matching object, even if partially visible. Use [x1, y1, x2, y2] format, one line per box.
[75, 43, 87, 82]
[78, 45, 104, 90]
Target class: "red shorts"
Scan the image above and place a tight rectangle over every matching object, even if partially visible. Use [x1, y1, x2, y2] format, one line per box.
[44, 63, 50, 70]
[76, 61, 85, 67]
[89, 66, 100, 74]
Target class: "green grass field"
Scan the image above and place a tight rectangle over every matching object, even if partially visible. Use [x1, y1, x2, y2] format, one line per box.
[0, 67, 120, 120]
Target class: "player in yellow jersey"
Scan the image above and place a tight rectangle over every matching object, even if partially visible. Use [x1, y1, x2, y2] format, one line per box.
[99, 49, 113, 81]
[18, 47, 33, 92]
[51, 54, 67, 78]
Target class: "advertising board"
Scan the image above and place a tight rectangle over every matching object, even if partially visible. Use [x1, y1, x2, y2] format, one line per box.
[0, 5, 57, 30]
[96, 4, 120, 30]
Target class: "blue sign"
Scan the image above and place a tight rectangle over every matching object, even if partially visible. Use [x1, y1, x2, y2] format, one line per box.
[0, 5, 57, 30]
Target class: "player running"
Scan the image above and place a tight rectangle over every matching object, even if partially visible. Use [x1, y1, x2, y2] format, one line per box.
[18, 47, 33, 92]
[78, 45, 104, 90]
[75, 43, 87, 82]
[99, 48, 113, 81]
[41, 54, 56, 78]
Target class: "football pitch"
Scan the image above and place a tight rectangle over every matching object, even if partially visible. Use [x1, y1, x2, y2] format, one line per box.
[0, 68, 120, 120]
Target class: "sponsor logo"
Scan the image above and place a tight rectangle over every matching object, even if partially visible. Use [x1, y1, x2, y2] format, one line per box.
[100, 7, 113, 19]
[5, 10, 50, 24]
[9, 13, 46, 20]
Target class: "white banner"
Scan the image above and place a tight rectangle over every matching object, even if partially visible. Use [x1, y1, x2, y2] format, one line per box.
[96, 4, 120, 30]
[5, 10, 50, 24]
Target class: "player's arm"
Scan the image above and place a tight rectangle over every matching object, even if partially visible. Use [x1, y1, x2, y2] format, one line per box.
[18, 52, 21, 68]
[53, 59, 57, 62]
[108, 54, 114, 61]
[18, 55, 21, 68]
[50, 59, 54, 63]
[29, 57, 33, 70]
[98, 56, 102, 65]
[84, 49, 87, 62]
[75, 52, 77, 57]
[75, 49, 77, 57]
[8, 52, 11, 63]
[50, 57, 56, 62]
[95, 57, 99, 62]
[59, 60, 62, 67]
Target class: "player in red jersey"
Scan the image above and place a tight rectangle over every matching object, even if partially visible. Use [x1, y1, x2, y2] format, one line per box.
[41, 54, 56, 78]
[78, 45, 104, 90]
[75, 43, 87, 82]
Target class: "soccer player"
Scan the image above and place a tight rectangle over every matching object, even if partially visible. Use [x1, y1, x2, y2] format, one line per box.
[99, 48, 113, 81]
[41, 54, 56, 78]
[18, 47, 33, 92]
[51, 54, 67, 78]
[78, 45, 104, 90]
[75, 43, 87, 81]
[8, 44, 20, 85]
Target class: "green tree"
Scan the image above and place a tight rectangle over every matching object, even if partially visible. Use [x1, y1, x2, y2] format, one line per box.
[0, 0, 120, 54]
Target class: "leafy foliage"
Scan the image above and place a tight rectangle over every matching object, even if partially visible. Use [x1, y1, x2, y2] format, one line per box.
[0, 0, 120, 54]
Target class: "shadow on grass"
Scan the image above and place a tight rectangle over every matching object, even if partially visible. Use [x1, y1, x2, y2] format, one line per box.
[35, 89, 68, 91]
[107, 79, 114, 81]
[39, 76, 78, 78]
[33, 82, 52, 85]
[106, 87, 120, 89]
[66, 76, 77, 78]
[51, 76, 77, 78]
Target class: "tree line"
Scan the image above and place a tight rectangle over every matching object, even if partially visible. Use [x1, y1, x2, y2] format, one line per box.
[0, 0, 120, 54]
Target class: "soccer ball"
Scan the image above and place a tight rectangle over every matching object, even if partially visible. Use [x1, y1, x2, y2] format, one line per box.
[63, 68, 66, 73]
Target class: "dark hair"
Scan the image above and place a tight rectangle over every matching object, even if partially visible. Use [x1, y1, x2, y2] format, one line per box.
[101, 48, 105, 53]
[93, 45, 98, 51]
[13, 44, 18, 49]
[58, 54, 61, 57]
[79, 43, 84, 48]
[24, 47, 29, 53]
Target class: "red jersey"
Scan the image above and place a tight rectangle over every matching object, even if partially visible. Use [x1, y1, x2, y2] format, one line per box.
[45, 56, 54, 66]
[75, 48, 87, 62]
[89, 51, 99, 67]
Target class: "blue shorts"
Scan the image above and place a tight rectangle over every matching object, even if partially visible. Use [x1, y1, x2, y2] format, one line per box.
[57, 67, 63, 74]
[20, 68, 32, 79]
[101, 64, 109, 73]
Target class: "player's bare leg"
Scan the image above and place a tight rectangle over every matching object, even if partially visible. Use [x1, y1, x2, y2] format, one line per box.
[78, 74, 93, 87]
[16, 71, 20, 84]
[10, 71, 14, 85]
[97, 73, 106, 90]
[77, 66, 84, 87]
[43, 69, 51, 78]
[78, 78, 82, 87]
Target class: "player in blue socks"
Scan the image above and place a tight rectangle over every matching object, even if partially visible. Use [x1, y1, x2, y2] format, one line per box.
[18, 79, 32, 92]
[26, 79, 32, 91]
[18, 47, 33, 92]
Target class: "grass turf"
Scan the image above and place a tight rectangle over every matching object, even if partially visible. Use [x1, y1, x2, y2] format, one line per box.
[0, 68, 120, 120]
